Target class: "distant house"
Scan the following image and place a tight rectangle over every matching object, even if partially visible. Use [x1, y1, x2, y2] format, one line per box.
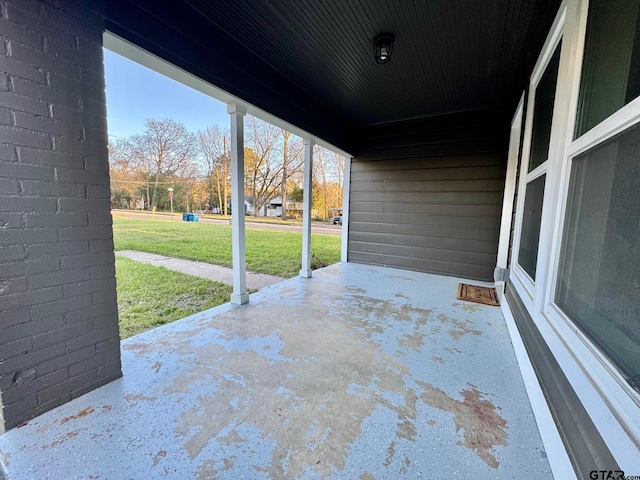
[243, 195, 265, 216]
[266, 196, 304, 217]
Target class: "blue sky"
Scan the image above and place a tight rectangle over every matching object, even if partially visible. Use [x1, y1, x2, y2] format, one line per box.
[103, 49, 229, 142]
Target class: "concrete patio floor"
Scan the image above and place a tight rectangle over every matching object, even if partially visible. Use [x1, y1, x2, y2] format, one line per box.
[0, 263, 552, 479]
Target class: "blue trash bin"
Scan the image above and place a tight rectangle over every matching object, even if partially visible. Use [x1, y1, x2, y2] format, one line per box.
[182, 213, 188, 221]
[192, 214, 199, 222]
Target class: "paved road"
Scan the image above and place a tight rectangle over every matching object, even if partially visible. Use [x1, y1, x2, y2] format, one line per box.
[112, 209, 342, 236]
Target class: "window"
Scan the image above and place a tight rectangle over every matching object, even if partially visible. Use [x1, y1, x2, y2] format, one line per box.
[557, 124, 640, 392]
[518, 174, 546, 280]
[514, 42, 562, 286]
[575, 0, 640, 137]
[507, 0, 640, 459]
[556, 0, 640, 393]
[530, 47, 562, 172]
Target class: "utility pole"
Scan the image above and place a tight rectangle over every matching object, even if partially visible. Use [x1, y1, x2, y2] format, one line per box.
[223, 134, 229, 216]
[281, 130, 290, 220]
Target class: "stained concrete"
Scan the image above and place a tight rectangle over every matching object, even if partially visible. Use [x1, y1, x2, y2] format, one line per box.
[116, 250, 285, 289]
[0, 263, 553, 479]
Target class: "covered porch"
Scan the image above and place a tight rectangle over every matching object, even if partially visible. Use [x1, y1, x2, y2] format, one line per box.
[0, 263, 551, 479]
[4, 0, 640, 474]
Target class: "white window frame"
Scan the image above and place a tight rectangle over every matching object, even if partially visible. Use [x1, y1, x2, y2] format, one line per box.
[510, 6, 567, 308]
[508, 0, 640, 467]
[543, 100, 640, 462]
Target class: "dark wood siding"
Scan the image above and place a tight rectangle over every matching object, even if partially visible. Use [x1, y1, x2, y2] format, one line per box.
[348, 109, 508, 281]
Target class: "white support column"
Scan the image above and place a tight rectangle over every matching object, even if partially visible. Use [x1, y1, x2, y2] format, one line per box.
[495, 95, 524, 300]
[300, 137, 315, 278]
[228, 102, 249, 305]
[340, 157, 352, 262]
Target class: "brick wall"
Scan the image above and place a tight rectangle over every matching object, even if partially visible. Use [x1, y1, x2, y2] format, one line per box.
[0, 0, 121, 432]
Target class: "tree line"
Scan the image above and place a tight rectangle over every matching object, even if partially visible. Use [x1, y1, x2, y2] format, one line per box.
[108, 117, 345, 220]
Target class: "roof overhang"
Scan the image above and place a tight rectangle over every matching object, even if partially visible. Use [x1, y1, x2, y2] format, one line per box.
[104, 0, 561, 154]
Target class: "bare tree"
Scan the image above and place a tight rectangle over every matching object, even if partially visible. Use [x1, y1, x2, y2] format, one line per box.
[130, 119, 197, 210]
[245, 116, 283, 216]
[108, 138, 146, 209]
[327, 149, 345, 207]
[314, 147, 345, 219]
[176, 161, 201, 212]
[279, 130, 304, 220]
[190, 178, 210, 212]
[198, 125, 230, 214]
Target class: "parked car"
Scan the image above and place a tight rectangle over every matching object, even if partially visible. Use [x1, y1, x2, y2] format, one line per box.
[332, 214, 342, 225]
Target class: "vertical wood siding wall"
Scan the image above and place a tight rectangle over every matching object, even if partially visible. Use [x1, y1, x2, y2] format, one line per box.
[348, 109, 509, 281]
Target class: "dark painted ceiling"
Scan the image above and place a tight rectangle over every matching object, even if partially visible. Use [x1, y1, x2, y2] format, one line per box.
[105, 0, 560, 153]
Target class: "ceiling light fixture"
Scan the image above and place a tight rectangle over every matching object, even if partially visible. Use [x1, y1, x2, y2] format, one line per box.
[373, 33, 394, 64]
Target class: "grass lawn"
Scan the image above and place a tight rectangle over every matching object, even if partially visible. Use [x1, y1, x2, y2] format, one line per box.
[116, 256, 232, 338]
[112, 217, 341, 278]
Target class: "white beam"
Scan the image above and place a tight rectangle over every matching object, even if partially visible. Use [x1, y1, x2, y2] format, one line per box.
[340, 157, 352, 262]
[228, 102, 249, 305]
[103, 32, 352, 160]
[300, 137, 315, 278]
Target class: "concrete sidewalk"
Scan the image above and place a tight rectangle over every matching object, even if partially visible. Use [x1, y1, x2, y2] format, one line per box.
[115, 250, 285, 290]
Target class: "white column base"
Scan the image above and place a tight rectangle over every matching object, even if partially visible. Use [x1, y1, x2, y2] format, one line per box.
[230, 292, 250, 305]
[299, 269, 313, 278]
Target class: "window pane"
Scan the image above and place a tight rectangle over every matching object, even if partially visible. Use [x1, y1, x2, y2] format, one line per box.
[518, 174, 546, 280]
[529, 44, 561, 172]
[557, 125, 640, 391]
[575, 0, 640, 138]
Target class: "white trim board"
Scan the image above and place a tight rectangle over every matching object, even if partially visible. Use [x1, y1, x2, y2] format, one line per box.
[340, 157, 352, 263]
[501, 298, 576, 480]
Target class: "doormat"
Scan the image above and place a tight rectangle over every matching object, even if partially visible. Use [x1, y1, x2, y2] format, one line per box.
[456, 283, 500, 306]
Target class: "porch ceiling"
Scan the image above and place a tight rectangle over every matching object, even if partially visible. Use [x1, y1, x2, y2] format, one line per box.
[104, 0, 560, 153]
[0, 264, 552, 478]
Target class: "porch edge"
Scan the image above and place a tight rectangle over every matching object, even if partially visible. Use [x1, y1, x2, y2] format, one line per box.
[501, 291, 576, 480]
[504, 284, 619, 479]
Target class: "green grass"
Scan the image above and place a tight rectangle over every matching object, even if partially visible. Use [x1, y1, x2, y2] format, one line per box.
[112, 217, 341, 278]
[113, 217, 340, 338]
[115, 256, 232, 338]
